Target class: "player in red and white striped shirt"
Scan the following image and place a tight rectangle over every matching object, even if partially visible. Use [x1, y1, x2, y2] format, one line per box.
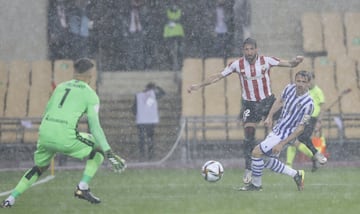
[188, 38, 304, 184]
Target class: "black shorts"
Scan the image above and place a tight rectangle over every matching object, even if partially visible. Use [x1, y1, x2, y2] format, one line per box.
[240, 94, 280, 123]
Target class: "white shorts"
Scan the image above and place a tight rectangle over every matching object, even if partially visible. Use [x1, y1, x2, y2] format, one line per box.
[259, 132, 282, 157]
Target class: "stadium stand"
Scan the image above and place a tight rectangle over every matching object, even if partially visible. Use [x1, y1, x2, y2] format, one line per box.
[23, 61, 53, 143]
[1, 61, 30, 143]
[313, 57, 340, 139]
[344, 12, 360, 61]
[301, 12, 325, 54]
[88, 60, 97, 91]
[292, 56, 313, 74]
[203, 58, 227, 140]
[321, 13, 347, 61]
[225, 57, 244, 141]
[181, 58, 203, 117]
[53, 60, 74, 85]
[335, 56, 360, 140]
[0, 61, 8, 117]
[181, 58, 204, 141]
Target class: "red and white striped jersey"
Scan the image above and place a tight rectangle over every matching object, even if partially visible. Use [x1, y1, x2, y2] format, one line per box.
[221, 55, 280, 101]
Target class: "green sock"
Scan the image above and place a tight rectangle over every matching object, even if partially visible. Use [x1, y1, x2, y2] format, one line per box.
[298, 143, 313, 158]
[81, 152, 104, 184]
[286, 146, 297, 167]
[11, 168, 40, 198]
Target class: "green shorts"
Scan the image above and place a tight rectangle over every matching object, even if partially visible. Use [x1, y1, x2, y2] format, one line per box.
[34, 132, 95, 167]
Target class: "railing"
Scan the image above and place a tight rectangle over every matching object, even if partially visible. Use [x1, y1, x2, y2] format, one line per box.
[0, 117, 88, 144]
[181, 113, 360, 160]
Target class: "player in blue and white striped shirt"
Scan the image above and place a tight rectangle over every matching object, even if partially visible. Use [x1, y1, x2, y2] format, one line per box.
[239, 70, 314, 191]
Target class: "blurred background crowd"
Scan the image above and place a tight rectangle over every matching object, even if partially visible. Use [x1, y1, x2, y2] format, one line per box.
[47, 0, 251, 71]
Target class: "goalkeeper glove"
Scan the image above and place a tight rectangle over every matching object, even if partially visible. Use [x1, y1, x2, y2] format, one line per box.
[106, 150, 126, 173]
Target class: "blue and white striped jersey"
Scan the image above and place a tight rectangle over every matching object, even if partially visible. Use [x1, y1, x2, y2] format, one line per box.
[273, 84, 314, 140]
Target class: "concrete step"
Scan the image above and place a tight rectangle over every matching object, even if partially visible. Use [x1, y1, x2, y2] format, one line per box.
[98, 71, 179, 96]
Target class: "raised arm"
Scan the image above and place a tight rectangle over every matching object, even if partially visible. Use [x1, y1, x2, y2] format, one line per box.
[187, 73, 225, 93]
[277, 56, 304, 68]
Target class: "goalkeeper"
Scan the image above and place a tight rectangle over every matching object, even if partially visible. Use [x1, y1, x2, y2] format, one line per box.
[1, 58, 126, 208]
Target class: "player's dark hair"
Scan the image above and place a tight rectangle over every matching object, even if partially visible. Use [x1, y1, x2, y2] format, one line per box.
[146, 82, 156, 90]
[243, 38, 257, 48]
[74, 58, 94, 73]
[295, 70, 311, 81]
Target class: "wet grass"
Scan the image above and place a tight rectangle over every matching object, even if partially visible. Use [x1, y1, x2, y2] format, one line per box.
[1, 167, 359, 214]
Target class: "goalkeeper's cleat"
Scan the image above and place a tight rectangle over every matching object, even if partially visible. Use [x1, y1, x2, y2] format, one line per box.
[242, 169, 252, 184]
[1, 200, 12, 208]
[237, 183, 263, 191]
[293, 170, 305, 191]
[314, 152, 327, 165]
[74, 186, 101, 204]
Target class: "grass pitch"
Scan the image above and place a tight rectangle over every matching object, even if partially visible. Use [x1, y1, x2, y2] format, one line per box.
[1, 166, 359, 214]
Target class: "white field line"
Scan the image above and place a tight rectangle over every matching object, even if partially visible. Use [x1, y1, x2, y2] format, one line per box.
[0, 175, 55, 197]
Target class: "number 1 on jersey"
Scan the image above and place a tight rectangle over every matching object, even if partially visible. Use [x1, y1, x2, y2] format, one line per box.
[58, 88, 71, 108]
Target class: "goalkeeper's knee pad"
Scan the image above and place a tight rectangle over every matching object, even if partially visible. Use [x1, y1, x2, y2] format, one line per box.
[25, 166, 46, 180]
[89, 149, 104, 159]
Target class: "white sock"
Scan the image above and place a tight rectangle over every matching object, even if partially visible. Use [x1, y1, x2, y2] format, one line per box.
[78, 181, 89, 190]
[282, 165, 297, 177]
[5, 195, 15, 205]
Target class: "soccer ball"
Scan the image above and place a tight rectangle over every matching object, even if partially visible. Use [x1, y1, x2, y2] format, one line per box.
[201, 160, 224, 182]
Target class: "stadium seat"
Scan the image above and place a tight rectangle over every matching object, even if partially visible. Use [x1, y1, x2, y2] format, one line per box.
[344, 12, 360, 61]
[24, 60, 53, 143]
[314, 57, 338, 112]
[270, 67, 292, 98]
[335, 56, 359, 114]
[225, 58, 244, 141]
[181, 58, 204, 140]
[301, 12, 325, 54]
[292, 56, 313, 74]
[2, 61, 30, 143]
[0, 61, 8, 117]
[182, 58, 203, 117]
[88, 60, 97, 91]
[53, 60, 74, 85]
[28, 60, 52, 117]
[313, 57, 339, 139]
[321, 13, 347, 61]
[203, 58, 226, 140]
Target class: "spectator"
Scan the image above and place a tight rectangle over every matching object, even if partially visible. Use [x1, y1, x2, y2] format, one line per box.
[132, 82, 165, 160]
[144, 0, 163, 70]
[124, 0, 148, 70]
[67, 0, 94, 60]
[48, 0, 70, 59]
[212, 0, 234, 58]
[163, 0, 185, 71]
[233, 0, 251, 56]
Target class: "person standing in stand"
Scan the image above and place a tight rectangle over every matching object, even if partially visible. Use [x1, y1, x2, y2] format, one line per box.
[132, 82, 165, 160]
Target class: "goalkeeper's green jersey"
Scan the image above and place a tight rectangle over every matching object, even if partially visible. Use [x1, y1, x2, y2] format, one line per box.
[38, 79, 110, 152]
